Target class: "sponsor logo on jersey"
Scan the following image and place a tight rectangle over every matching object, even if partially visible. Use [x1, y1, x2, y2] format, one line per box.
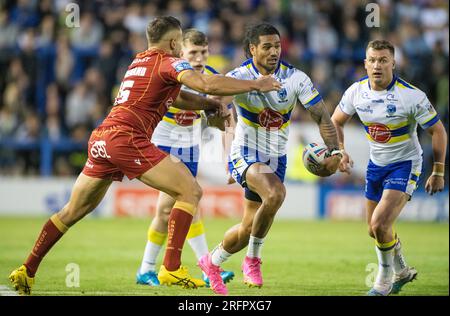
[386, 93, 398, 101]
[229, 70, 239, 77]
[356, 105, 373, 114]
[90, 141, 111, 159]
[131, 57, 151, 65]
[425, 102, 436, 114]
[257, 108, 284, 130]
[171, 60, 193, 72]
[371, 99, 384, 103]
[174, 111, 199, 126]
[85, 159, 94, 169]
[368, 123, 391, 143]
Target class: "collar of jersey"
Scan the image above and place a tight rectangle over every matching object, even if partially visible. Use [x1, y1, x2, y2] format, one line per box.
[367, 75, 397, 91]
[241, 58, 281, 77]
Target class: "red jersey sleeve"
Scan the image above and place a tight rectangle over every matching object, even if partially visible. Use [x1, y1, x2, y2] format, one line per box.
[160, 57, 194, 84]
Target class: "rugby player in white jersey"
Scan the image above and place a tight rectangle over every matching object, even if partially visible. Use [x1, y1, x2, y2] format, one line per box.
[136, 29, 234, 287]
[198, 23, 343, 295]
[331, 40, 447, 296]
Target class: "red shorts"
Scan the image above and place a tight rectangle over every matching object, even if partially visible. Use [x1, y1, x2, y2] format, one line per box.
[82, 126, 167, 181]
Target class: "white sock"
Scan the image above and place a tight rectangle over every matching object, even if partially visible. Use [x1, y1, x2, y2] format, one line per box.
[374, 246, 394, 290]
[211, 243, 232, 266]
[393, 239, 408, 275]
[139, 241, 162, 274]
[247, 236, 264, 258]
[187, 234, 209, 260]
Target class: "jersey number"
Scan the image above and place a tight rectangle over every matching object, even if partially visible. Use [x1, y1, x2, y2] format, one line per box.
[114, 80, 134, 105]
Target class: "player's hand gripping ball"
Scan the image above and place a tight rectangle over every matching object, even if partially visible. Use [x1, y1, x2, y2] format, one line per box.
[302, 143, 329, 176]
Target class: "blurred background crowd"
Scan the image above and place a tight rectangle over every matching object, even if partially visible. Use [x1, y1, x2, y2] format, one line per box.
[0, 0, 448, 186]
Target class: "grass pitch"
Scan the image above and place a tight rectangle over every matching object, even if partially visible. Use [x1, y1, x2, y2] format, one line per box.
[0, 217, 448, 296]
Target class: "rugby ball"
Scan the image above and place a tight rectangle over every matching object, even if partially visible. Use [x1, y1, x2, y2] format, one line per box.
[302, 143, 328, 175]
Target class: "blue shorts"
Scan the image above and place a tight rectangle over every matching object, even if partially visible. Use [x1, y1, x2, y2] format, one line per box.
[228, 146, 287, 202]
[365, 159, 422, 202]
[158, 145, 199, 177]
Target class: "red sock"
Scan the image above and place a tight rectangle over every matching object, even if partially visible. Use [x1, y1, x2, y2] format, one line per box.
[163, 208, 193, 271]
[24, 214, 68, 277]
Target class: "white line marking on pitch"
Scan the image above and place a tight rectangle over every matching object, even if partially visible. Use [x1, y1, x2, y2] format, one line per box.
[0, 285, 19, 296]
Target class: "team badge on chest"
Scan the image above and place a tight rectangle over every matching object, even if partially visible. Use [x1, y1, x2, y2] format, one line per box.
[277, 88, 287, 102]
[386, 104, 397, 117]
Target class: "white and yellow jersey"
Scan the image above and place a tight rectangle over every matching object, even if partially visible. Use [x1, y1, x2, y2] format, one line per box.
[227, 59, 322, 156]
[339, 75, 440, 166]
[151, 65, 219, 148]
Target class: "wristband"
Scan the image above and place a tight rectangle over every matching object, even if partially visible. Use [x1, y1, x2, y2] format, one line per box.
[328, 148, 343, 158]
[432, 172, 445, 177]
[432, 162, 445, 174]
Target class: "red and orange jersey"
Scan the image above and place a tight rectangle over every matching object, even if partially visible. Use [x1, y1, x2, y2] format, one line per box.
[100, 49, 193, 136]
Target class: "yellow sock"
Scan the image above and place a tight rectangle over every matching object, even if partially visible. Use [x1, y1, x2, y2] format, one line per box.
[147, 227, 167, 246]
[186, 221, 208, 260]
[375, 238, 397, 251]
[139, 228, 167, 274]
[187, 221, 205, 239]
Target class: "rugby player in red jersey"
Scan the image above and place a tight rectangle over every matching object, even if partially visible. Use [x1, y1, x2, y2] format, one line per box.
[9, 16, 281, 295]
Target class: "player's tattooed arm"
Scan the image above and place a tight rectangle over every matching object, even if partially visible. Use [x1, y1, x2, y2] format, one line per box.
[307, 100, 339, 150]
[307, 100, 342, 176]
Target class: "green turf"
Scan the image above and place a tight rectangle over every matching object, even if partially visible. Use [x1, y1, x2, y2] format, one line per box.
[0, 217, 448, 296]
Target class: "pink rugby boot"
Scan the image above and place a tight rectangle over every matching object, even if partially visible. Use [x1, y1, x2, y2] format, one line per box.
[242, 256, 263, 288]
[198, 254, 228, 295]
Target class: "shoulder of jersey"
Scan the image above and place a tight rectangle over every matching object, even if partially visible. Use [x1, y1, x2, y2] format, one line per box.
[226, 61, 251, 79]
[204, 65, 220, 75]
[395, 77, 425, 95]
[277, 60, 296, 75]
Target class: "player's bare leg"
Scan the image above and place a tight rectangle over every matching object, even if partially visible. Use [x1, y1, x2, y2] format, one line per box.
[367, 189, 415, 296]
[9, 174, 112, 295]
[203, 163, 286, 291]
[240, 163, 286, 287]
[222, 199, 261, 253]
[245, 163, 286, 238]
[137, 155, 205, 288]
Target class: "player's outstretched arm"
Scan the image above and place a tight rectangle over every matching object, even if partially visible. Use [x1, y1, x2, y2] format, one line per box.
[424, 120, 447, 195]
[307, 100, 341, 176]
[331, 106, 354, 174]
[174, 90, 221, 111]
[179, 70, 281, 96]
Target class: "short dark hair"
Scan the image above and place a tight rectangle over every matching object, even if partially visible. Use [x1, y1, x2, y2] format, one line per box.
[366, 39, 395, 56]
[244, 23, 280, 58]
[183, 29, 208, 46]
[146, 16, 181, 44]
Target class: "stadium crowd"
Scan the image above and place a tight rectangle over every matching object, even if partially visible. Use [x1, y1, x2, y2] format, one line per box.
[0, 0, 448, 185]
